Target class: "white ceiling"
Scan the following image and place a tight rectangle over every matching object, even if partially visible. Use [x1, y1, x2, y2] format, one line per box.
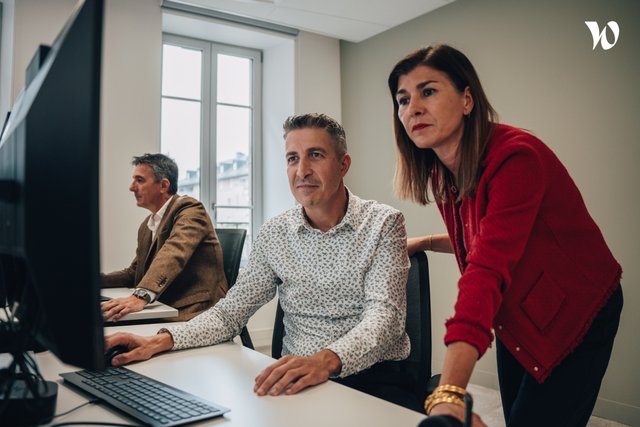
[167, 0, 456, 43]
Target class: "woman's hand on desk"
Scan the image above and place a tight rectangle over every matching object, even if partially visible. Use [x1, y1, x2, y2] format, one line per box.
[102, 295, 147, 322]
[253, 349, 342, 397]
[105, 332, 174, 366]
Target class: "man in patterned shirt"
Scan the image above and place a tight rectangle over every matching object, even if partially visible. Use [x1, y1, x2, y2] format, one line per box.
[105, 113, 421, 411]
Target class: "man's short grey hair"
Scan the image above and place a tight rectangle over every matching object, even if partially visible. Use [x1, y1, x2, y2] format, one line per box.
[132, 153, 178, 195]
[283, 113, 348, 158]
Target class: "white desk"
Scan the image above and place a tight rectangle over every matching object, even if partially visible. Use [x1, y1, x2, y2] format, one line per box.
[102, 287, 179, 322]
[39, 323, 427, 426]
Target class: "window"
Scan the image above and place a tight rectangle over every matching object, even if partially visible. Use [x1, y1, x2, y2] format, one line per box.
[161, 35, 262, 261]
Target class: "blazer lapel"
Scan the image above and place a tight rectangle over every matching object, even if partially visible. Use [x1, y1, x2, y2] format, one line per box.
[155, 195, 179, 245]
[140, 195, 179, 273]
[137, 224, 154, 280]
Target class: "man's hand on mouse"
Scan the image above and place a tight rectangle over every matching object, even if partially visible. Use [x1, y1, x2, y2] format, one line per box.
[105, 332, 174, 366]
[101, 295, 147, 322]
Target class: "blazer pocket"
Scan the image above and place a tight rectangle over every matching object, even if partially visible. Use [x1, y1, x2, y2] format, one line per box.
[173, 290, 212, 308]
[521, 273, 566, 334]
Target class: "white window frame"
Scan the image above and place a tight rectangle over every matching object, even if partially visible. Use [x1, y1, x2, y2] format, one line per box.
[162, 33, 262, 241]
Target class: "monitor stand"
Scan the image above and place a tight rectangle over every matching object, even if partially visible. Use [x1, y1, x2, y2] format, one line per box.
[0, 319, 58, 425]
[0, 374, 58, 425]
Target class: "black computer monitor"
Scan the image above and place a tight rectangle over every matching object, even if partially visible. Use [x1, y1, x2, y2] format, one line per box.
[0, 0, 104, 386]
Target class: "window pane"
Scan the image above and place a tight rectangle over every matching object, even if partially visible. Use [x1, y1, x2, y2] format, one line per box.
[216, 105, 250, 163]
[216, 105, 251, 207]
[215, 207, 251, 231]
[162, 44, 202, 100]
[217, 54, 251, 106]
[161, 98, 201, 199]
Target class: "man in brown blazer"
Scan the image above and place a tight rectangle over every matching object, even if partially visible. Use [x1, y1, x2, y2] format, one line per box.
[101, 153, 227, 321]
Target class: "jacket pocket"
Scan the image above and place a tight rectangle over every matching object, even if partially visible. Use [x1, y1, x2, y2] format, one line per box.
[521, 273, 566, 334]
[173, 290, 212, 308]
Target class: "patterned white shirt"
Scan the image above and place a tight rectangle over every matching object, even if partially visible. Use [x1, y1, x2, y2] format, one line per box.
[163, 190, 410, 377]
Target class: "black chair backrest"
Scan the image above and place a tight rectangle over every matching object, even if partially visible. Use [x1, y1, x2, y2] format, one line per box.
[215, 228, 247, 287]
[271, 301, 285, 359]
[216, 228, 254, 349]
[272, 251, 432, 390]
[403, 251, 432, 390]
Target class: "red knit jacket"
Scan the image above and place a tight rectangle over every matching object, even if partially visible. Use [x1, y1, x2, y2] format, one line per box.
[438, 124, 621, 383]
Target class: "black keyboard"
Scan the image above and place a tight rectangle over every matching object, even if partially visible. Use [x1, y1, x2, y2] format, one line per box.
[60, 366, 229, 426]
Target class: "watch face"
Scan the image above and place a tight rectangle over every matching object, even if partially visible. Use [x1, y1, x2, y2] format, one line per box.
[134, 289, 150, 303]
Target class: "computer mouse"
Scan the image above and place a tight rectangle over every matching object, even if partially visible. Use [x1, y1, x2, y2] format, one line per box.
[104, 345, 129, 366]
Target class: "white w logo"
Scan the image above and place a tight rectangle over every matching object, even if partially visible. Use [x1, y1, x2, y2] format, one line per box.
[585, 21, 620, 50]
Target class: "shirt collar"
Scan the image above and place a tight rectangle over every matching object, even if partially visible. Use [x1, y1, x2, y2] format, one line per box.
[292, 188, 361, 234]
[147, 195, 174, 235]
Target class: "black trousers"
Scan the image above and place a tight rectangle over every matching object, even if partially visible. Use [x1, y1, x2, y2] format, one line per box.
[332, 360, 428, 413]
[496, 286, 623, 427]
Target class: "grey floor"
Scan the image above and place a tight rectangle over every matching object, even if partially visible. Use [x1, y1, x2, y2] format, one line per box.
[467, 383, 629, 427]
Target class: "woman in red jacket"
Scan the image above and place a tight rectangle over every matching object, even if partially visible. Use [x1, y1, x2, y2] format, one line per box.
[388, 44, 622, 427]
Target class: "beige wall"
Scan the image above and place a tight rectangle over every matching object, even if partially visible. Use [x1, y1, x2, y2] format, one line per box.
[295, 31, 341, 120]
[341, 0, 639, 424]
[11, 0, 78, 101]
[99, 0, 162, 271]
[11, 0, 162, 271]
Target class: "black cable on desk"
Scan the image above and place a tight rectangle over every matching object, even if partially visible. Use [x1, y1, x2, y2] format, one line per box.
[51, 422, 142, 427]
[49, 399, 143, 427]
[51, 398, 100, 418]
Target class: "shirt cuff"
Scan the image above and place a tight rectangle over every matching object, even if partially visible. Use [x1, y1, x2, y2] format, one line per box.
[158, 325, 188, 350]
[325, 344, 353, 378]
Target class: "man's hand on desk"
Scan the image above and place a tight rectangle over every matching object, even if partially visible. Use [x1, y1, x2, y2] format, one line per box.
[101, 295, 147, 321]
[105, 332, 174, 366]
[253, 349, 342, 396]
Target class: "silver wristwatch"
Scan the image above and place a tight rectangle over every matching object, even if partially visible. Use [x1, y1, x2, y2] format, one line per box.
[132, 288, 152, 304]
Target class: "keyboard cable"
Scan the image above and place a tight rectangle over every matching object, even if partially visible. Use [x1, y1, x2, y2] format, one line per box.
[49, 398, 144, 427]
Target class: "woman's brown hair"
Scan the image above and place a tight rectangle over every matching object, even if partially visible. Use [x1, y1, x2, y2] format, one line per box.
[388, 44, 497, 204]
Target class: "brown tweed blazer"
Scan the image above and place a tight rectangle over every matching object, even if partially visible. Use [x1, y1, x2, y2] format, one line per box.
[102, 195, 228, 321]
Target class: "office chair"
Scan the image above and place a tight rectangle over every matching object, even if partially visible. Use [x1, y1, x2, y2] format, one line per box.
[271, 251, 433, 401]
[271, 300, 285, 359]
[215, 228, 254, 349]
[402, 251, 432, 395]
